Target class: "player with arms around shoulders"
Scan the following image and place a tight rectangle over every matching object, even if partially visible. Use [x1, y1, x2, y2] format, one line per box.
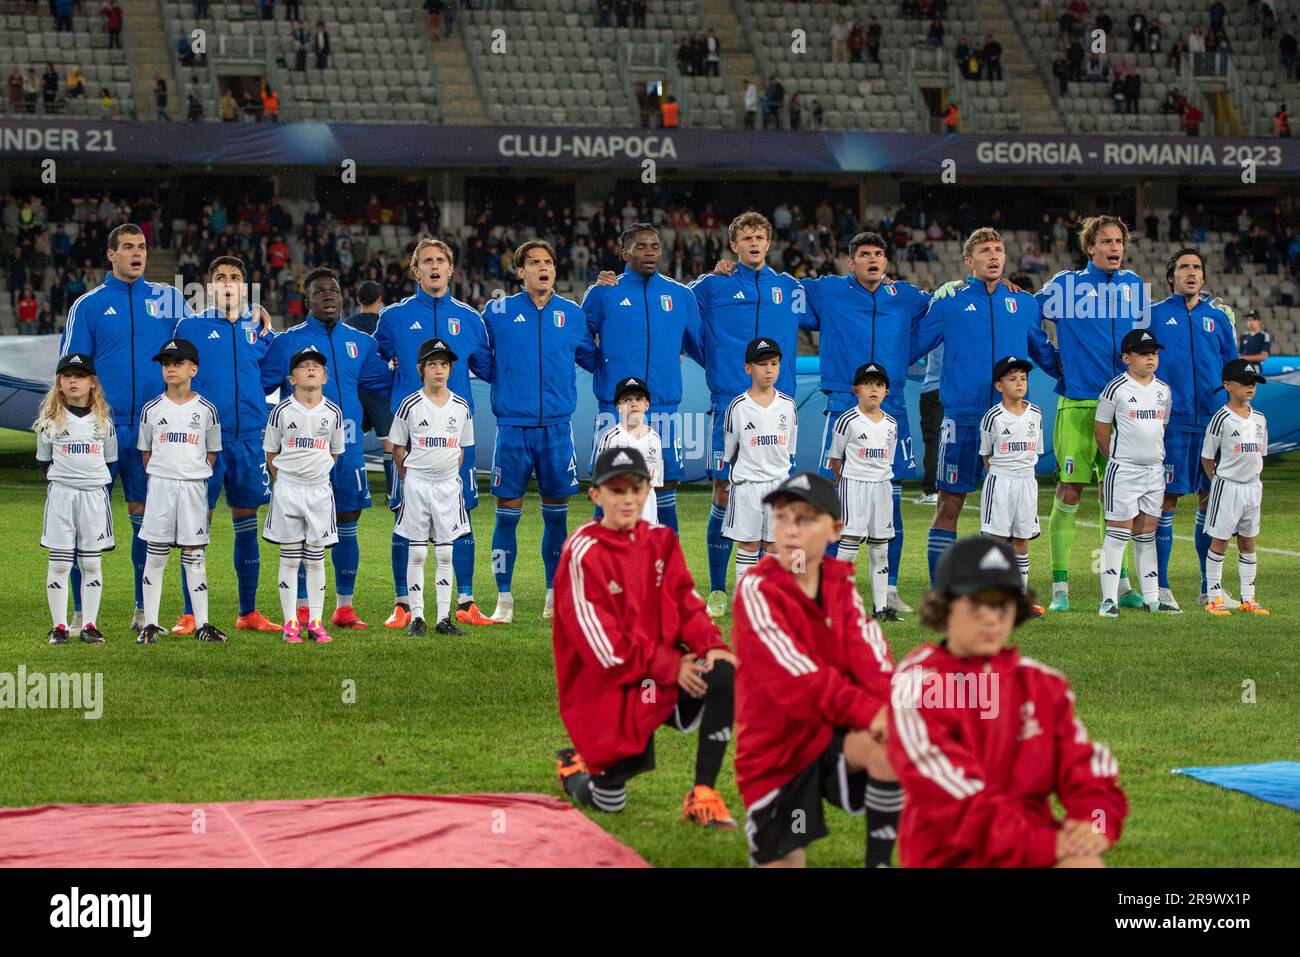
[1201, 359, 1271, 617]
[732, 472, 900, 867]
[135, 339, 226, 645]
[592, 376, 664, 526]
[388, 338, 475, 637]
[979, 356, 1046, 617]
[36, 353, 116, 645]
[553, 447, 739, 830]
[263, 347, 346, 644]
[889, 536, 1128, 867]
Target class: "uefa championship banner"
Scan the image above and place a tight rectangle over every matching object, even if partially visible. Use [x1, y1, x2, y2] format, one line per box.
[2, 118, 1298, 174]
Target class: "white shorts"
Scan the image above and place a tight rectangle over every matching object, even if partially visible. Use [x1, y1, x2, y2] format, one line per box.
[264, 476, 339, 547]
[980, 473, 1040, 540]
[393, 471, 469, 544]
[839, 477, 894, 541]
[1101, 461, 1164, 522]
[141, 476, 210, 546]
[42, 482, 115, 552]
[723, 478, 782, 543]
[1204, 476, 1262, 540]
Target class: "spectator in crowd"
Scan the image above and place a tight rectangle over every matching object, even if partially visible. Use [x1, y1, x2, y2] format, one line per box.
[1223, 235, 1242, 273]
[261, 84, 279, 122]
[293, 20, 308, 71]
[1095, 7, 1114, 38]
[1161, 86, 1186, 113]
[24, 69, 38, 115]
[42, 63, 59, 113]
[283, 0, 300, 20]
[847, 21, 865, 63]
[942, 97, 958, 133]
[37, 300, 55, 335]
[788, 92, 802, 130]
[1276, 103, 1291, 137]
[659, 94, 678, 128]
[187, 83, 204, 122]
[743, 78, 757, 129]
[1165, 38, 1184, 71]
[1209, 1, 1227, 34]
[1128, 8, 1147, 52]
[928, 17, 944, 47]
[1262, 3, 1277, 39]
[689, 32, 707, 75]
[1281, 28, 1298, 80]
[101, 0, 123, 49]
[632, 0, 646, 29]
[1279, 273, 1297, 307]
[17, 283, 37, 334]
[65, 66, 85, 100]
[154, 73, 168, 121]
[705, 29, 721, 76]
[1019, 245, 1047, 273]
[7, 67, 22, 112]
[811, 97, 824, 129]
[1184, 102, 1203, 135]
[763, 75, 785, 129]
[1188, 26, 1205, 53]
[982, 34, 1003, 80]
[220, 88, 238, 121]
[1238, 311, 1273, 362]
[831, 14, 849, 62]
[1112, 74, 1125, 113]
[196, 0, 209, 15]
[54, 0, 73, 31]
[1123, 70, 1140, 113]
[1067, 38, 1085, 81]
[866, 16, 882, 64]
[596, 0, 612, 28]
[615, 0, 630, 29]
[676, 36, 693, 74]
[314, 21, 330, 70]
[424, 0, 443, 42]
[1148, 18, 1161, 54]
[259, 0, 275, 19]
[956, 36, 972, 76]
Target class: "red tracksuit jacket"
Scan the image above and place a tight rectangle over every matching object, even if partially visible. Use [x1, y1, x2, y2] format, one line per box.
[552, 520, 727, 774]
[888, 643, 1129, 867]
[732, 555, 894, 807]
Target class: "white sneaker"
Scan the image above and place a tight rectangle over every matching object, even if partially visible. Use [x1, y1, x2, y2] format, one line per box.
[69, 611, 83, 633]
[129, 607, 146, 633]
[490, 596, 514, 624]
[705, 590, 729, 619]
[887, 587, 914, 614]
[916, 493, 938, 505]
[542, 590, 555, 620]
[1158, 587, 1181, 612]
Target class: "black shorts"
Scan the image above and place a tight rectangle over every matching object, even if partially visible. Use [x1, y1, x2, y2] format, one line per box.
[592, 691, 709, 786]
[744, 731, 867, 866]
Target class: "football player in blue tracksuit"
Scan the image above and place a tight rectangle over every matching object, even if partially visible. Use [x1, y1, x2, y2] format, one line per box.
[375, 237, 496, 628]
[688, 212, 802, 619]
[801, 230, 932, 612]
[480, 239, 596, 623]
[1033, 216, 1150, 612]
[59, 223, 192, 632]
[1150, 247, 1239, 611]
[170, 255, 280, 634]
[262, 267, 393, 630]
[582, 222, 704, 533]
[911, 228, 1060, 586]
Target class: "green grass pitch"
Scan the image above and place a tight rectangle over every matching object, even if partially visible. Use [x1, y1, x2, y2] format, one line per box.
[0, 425, 1296, 867]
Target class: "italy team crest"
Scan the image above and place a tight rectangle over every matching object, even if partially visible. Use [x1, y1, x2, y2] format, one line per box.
[144, 299, 160, 317]
[1203, 317, 1215, 332]
[245, 329, 257, 344]
[553, 311, 565, 327]
[1005, 298, 1018, 313]
[448, 317, 461, 335]
[771, 288, 783, 305]
[661, 294, 673, 312]
[885, 284, 897, 296]
[345, 341, 359, 359]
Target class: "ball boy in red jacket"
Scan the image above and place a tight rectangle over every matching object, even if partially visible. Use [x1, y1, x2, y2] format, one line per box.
[888, 536, 1128, 867]
[732, 472, 899, 867]
[553, 446, 740, 828]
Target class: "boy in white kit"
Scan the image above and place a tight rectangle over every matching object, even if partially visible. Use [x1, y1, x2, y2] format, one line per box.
[1201, 359, 1271, 617]
[979, 356, 1045, 618]
[388, 338, 474, 638]
[136, 338, 225, 645]
[263, 346, 346, 644]
[825, 362, 899, 621]
[593, 376, 663, 527]
[1094, 329, 1174, 618]
[722, 337, 798, 585]
[37, 352, 117, 645]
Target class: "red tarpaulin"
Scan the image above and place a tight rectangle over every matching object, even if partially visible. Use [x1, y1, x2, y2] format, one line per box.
[0, 793, 649, 868]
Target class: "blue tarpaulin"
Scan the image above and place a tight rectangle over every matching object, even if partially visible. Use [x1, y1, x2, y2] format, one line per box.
[1172, 761, 1300, 813]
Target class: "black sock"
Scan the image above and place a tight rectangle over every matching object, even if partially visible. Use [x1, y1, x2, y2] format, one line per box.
[396, 600, 409, 611]
[865, 778, 903, 867]
[458, 598, 472, 611]
[694, 659, 735, 788]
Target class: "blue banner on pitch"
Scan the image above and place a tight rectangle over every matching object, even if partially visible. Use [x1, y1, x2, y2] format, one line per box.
[1172, 761, 1300, 813]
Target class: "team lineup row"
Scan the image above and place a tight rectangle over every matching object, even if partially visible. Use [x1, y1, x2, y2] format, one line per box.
[38, 209, 1265, 644]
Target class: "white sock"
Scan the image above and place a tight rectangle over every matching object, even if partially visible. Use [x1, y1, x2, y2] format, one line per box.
[1053, 580, 1068, 595]
[1016, 553, 1030, 593]
[78, 553, 103, 628]
[407, 543, 428, 620]
[1132, 532, 1158, 604]
[868, 542, 888, 613]
[46, 549, 74, 628]
[143, 544, 171, 628]
[181, 550, 208, 627]
[304, 547, 326, 622]
[434, 543, 453, 623]
[278, 546, 303, 624]
[1118, 575, 1132, 594]
[1206, 549, 1225, 601]
[1237, 552, 1256, 602]
[735, 548, 761, 585]
[544, 586, 554, 607]
[1100, 528, 1130, 605]
[836, 536, 862, 563]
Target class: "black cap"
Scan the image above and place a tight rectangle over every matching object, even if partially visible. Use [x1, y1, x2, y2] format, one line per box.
[1121, 328, 1164, 353]
[853, 362, 890, 387]
[934, 536, 1024, 596]
[356, 280, 383, 307]
[1222, 358, 1266, 385]
[745, 337, 782, 363]
[56, 352, 96, 376]
[992, 355, 1033, 381]
[591, 446, 650, 486]
[153, 338, 199, 364]
[1245, 309, 1260, 319]
[418, 337, 458, 363]
[290, 345, 328, 370]
[762, 472, 841, 520]
[614, 376, 650, 403]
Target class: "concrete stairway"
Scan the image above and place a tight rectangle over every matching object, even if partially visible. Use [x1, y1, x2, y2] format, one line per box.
[145, 247, 180, 287]
[122, 0, 179, 121]
[707, 0, 762, 118]
[428, 30, 485, 124]
[976, 0, 1063, 133]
